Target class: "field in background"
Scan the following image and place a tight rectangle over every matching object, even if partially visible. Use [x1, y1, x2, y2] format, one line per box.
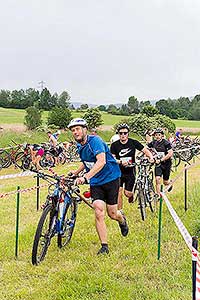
[0, 162, 200, 299]
[1, 107, 200, 129]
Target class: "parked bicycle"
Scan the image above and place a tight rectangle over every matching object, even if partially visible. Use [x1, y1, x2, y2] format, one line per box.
[31, 170, 93, 265]
[129, 156, 157, 221]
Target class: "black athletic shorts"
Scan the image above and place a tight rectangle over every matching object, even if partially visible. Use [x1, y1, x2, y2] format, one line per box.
[120, 173, 135, 192]
[155, 161, 172, 181]
[90, 178, 120, 205]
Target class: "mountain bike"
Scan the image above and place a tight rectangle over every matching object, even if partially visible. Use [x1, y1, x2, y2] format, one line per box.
[130, 157, 157, 221]
[31, 170, 93, 265]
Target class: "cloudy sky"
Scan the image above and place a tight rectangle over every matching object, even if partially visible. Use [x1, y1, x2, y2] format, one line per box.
[1, 0, 200, 104]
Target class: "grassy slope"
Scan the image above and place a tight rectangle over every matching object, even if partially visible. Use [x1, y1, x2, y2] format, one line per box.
[0, 162, 200, 299]
[1, 107, 200, 128]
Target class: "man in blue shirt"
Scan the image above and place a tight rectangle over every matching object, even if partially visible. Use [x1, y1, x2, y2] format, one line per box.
[68, 118, 129, 255]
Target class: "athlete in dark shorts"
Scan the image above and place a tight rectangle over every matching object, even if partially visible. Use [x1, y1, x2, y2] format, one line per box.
[148, 128, 174, 194]
[110, 123, 154, 210]
[68, 118, 129, 255]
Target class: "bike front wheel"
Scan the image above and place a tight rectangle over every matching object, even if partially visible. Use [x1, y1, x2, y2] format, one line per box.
[57, 198, 78, 248]
[32, 204, 57, 265]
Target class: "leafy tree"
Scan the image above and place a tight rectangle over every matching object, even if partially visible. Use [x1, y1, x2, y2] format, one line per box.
[0, 90, 10, 107]
[189, 103, 200, 120]
[139, 100, 151, 112]
[80, 104, 89, 110]
[107, 104, 118, 114]
[10, 89, 26, 108]
[24, 106, 42, 130]
[98, 105, 107, 111]
[82, 108, 103, 129]
[47, 107, 72, 128]
[49, 93, 58, 108]
[142, 105, 159, 117]
[25, 88, 40, 108]
[127, 96, 139, 114]
[57, 91, 70, 108]
[39, 88, 52, 110]
[118, 104, 130, 115]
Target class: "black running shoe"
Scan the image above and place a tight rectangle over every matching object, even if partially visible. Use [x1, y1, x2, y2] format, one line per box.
[168, 185, 173, 192]
[167, 181, 173, 192]
[97, 246, 109, 255]
[118, 214, 129, 237]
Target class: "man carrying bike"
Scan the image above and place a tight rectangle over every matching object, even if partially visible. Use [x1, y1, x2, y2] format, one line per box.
[68, 118, 129, 255]
[47, 131, 62, 165]
[110, 123, 154, 210]
[148, 128, 173, 194]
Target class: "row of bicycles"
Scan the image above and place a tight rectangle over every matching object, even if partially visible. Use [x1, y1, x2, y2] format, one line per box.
[0, 140, 80, 170]
[171, 136, 200, 168]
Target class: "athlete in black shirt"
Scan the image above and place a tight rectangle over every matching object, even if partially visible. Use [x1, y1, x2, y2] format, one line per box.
[148, 128, 173, 194]
[110, 123, 154, 210]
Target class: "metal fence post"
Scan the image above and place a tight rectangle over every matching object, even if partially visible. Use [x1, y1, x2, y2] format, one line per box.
[158, 185, 163, 260]
[184, 164, 188, 211]
[36, 174, 40, 211]
[15, 186, 20, 258]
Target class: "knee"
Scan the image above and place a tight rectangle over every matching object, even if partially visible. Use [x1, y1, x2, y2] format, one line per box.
[94, 207, 105, 221]
[156, 177, 161, 185]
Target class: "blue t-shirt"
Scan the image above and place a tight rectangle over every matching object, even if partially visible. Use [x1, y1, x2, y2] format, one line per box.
[77, 135, 121, 186]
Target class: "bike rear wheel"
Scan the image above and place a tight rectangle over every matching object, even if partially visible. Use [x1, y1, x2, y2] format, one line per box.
[40, 152, 55, 169]
[15, 152, 31, 170]
[138, 189, 146, 221]
[146, 176, 156, 213]
[32, 204, 57, 265]
[57, 198, 78, 248]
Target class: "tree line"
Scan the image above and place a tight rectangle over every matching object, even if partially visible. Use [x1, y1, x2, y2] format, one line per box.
[0, 88, 70, 110]
[99, 95, 200, 120]
[0, 88, 200, 120]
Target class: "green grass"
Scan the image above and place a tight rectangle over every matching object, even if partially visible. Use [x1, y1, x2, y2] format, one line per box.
[172, 119, 200, 128]
[0, 162, 200, 299]
[1, 107, 200, 129]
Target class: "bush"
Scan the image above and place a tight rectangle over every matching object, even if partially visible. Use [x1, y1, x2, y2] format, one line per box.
[47, 107, 72, 128]
[114, 113, 176, 136]
[82, 108, 103, 129]
[24, 106, 42, 130]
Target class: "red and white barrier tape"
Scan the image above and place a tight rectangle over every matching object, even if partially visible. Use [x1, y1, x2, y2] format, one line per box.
[196, 255, 200, 299]
[0, 183, 48, 199]
[0, 170, 33, 180]
[161, 192, 200, 299]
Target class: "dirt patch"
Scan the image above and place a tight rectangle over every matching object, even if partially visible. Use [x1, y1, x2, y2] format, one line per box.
[99, 125, 200, 134]
[99, 125, 113, 131]
[0, 124, 27, 132]
[181, 127, 200, 133]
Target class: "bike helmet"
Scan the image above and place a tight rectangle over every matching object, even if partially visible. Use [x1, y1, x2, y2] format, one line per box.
[68, 118, 87, 129]
[154, 128, 164, 135]
[117, 123, 130, 133]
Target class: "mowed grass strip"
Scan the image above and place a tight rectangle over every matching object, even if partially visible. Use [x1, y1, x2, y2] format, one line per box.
[0, 162, 200, 299]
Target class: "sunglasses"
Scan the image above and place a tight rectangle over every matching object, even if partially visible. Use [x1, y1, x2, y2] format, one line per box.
[119, 132, 129, 135]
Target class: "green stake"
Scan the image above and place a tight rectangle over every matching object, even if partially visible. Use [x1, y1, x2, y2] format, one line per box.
[15, 186, 20, 258]
[158, 185, 163, 260]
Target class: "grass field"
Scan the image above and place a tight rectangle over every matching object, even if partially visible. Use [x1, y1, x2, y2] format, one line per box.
[0, 161, 200, 299]
[1, 107, 200, 129]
